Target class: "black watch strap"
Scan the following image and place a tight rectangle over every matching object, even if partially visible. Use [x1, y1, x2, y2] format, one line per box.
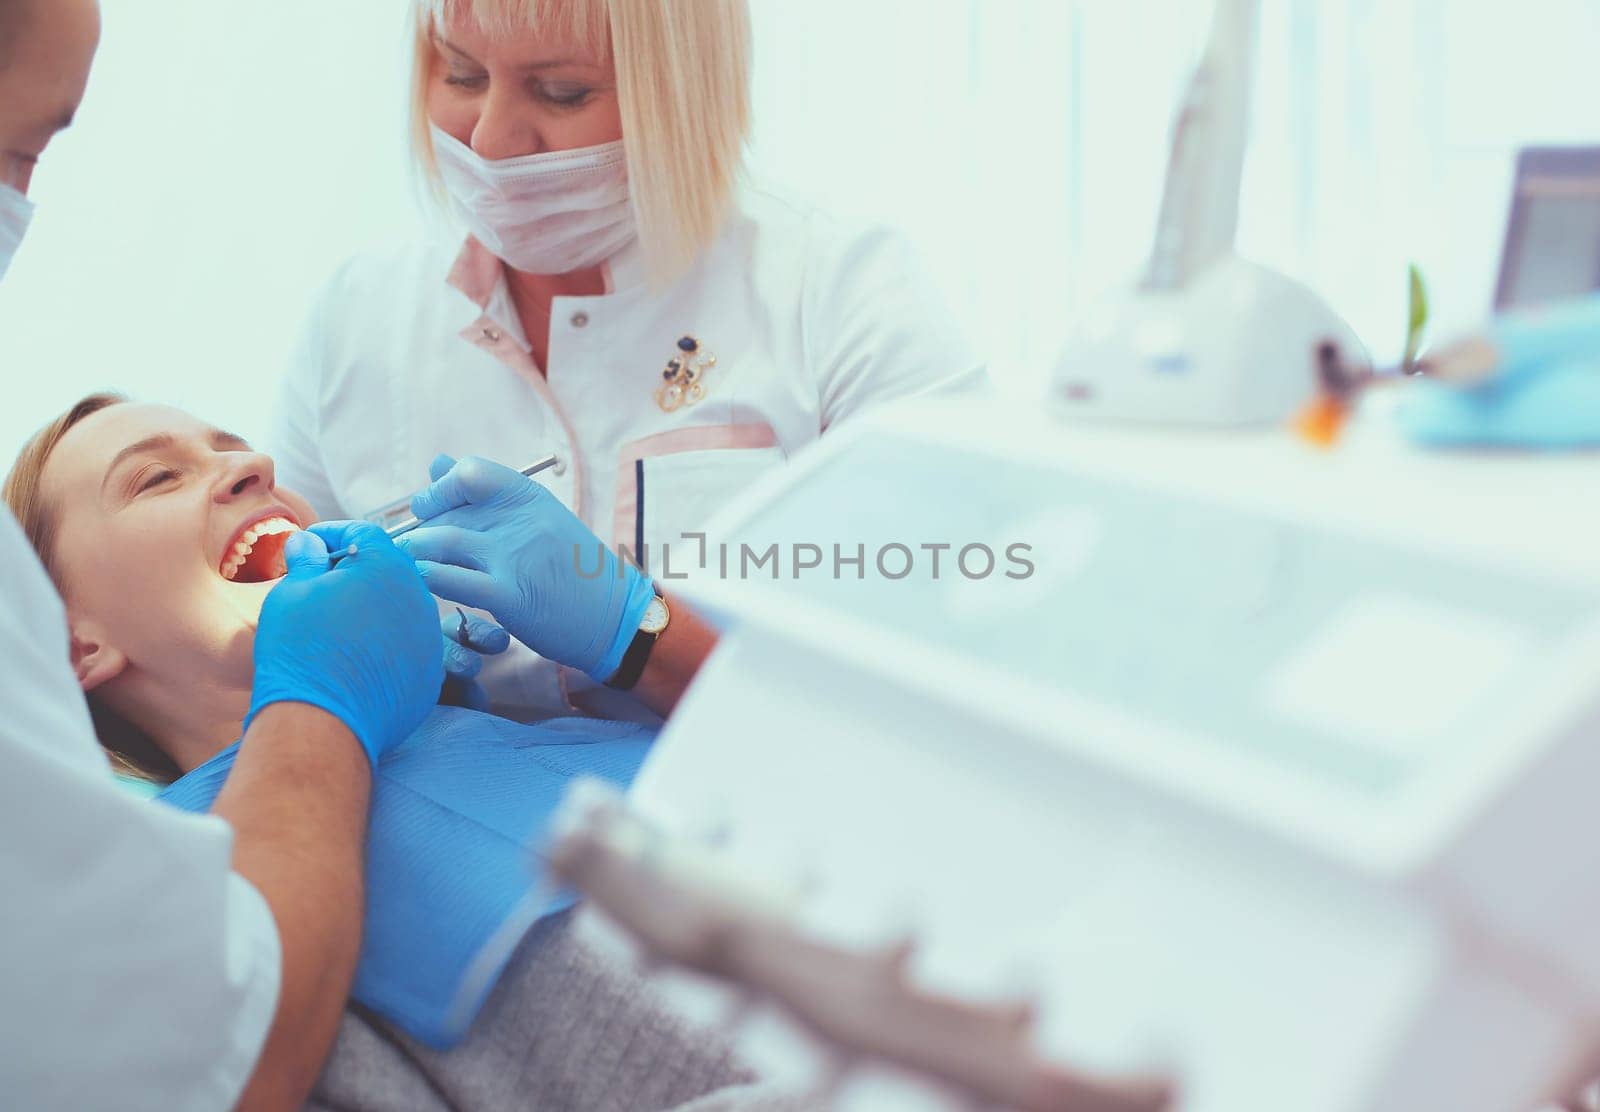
[605, 624, 660, 691]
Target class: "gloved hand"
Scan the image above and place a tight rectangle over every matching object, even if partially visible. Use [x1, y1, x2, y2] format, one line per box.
[439, 611, 511, 712]
[249, 521, 443, 765]
[395, 455, 656, 684]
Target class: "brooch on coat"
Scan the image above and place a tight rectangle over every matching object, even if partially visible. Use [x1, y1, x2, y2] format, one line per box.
[656, 335, 716, 413]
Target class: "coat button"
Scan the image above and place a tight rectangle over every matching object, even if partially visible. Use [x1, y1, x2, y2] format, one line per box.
[570, 311, 590, 329]
[481, 326, 502, 343]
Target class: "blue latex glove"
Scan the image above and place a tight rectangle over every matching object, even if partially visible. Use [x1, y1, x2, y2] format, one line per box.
[440, 611, 511, 712]
[249, 521, 443, 765]
[395, 455, 656, 684]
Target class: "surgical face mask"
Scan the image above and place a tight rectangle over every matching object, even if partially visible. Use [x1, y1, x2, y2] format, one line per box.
[430, 125, 636, 275]
[0, 184, 35, 283]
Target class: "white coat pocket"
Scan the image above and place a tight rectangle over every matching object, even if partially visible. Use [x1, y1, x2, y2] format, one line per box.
[612, 425, 786, 581]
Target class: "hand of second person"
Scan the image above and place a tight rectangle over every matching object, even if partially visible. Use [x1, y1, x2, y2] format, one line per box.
[250, 521, 444, 765]
[396, 455, 656, 684]
[439, 610, 511, 712]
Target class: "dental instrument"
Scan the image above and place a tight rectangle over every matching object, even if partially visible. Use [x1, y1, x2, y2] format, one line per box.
[364, 455, 561, 539]
[1294, 265, 1430, 445]
[323, 542, 362, 570]
[451, 607, 512, 658]
[392, 455, 656, 686]
[1052, 0, 1369, 425]
[1300, 151, 1600, 448]
[544, 778, 1177, 1112]
[329, 455, 563, 567]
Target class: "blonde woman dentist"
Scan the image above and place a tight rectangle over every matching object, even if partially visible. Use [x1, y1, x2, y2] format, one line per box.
[273, 0, 986, 719]
[0, 2, 448, 1109]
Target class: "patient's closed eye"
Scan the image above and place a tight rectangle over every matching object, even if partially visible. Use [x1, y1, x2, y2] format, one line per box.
[135, 467, 179, 493]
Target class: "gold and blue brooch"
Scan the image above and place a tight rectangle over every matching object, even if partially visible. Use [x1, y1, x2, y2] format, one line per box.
[656, 335, 716, 413]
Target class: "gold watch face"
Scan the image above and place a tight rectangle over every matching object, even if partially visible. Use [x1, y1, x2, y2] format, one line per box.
[640, 596, 670, 635]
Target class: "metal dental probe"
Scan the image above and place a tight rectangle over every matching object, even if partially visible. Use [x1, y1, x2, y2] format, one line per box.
[332, 455, 562, 567]
[377, 455, 562, 540]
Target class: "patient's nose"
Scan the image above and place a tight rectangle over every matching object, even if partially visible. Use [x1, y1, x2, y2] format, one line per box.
[214, 452, 277, 501]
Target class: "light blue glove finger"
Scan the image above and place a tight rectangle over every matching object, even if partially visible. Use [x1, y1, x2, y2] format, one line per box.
[400, 524, 497, 573]
[442, 635, 484, 681]
[409, 455, 529, 522]
[284, 526, 329, 567]
[439, 612, 510, 711]
[439, 612, 511, 681]
[450, 612, 512, 655]
[410, 560, 500, 613]
[249, 521, 443, 766]
[429, 453, 457, 483]
[397, 455, 656, 683]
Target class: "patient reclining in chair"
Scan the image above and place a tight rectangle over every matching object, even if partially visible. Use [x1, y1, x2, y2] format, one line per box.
[3, 394, 803, 1112]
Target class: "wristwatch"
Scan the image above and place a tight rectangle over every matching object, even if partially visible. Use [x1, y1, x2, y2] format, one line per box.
[606, 594, 670, 691]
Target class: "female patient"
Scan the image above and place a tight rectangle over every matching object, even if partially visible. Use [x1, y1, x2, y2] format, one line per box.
[4, 393, 785, 1112]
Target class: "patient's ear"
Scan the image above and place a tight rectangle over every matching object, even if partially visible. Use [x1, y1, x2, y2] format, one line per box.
[68, 620, 128, 693]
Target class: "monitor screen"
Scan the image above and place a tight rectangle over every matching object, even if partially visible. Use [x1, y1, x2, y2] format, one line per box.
[1495, 148, 1600, 311]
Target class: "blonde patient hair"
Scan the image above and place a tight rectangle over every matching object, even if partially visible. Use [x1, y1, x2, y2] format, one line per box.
[409, 0, 751, 283]
[5, 392, 181, 783]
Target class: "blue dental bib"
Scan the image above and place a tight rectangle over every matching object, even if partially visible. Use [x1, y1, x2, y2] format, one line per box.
[159, 706, 653, 1047]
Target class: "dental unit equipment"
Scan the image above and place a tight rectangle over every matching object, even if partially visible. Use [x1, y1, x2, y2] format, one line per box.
[1299, 147, 1600, 450]
[1053, 0, 1368, 425]
[628, 395, 1600, 1112]
[545, 778, 1178, 1112]
[1295, 266, 1431, 445]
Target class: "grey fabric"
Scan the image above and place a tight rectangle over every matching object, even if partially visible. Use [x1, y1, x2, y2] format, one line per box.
[306, 910, 812, 1112]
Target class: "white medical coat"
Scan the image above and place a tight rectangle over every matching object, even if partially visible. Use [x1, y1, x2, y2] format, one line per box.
[0, 507, 280, 1110]
[273, 185, 986, 719]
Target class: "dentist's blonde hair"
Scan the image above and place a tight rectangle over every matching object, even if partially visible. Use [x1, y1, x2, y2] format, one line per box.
[410, 0, 751, 284]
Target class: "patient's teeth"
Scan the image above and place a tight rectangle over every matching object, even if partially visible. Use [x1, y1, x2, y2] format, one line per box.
[221, 517, 302, 578]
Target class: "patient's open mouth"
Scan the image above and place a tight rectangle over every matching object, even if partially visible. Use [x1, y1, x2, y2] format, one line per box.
[220, 516, 299, 583]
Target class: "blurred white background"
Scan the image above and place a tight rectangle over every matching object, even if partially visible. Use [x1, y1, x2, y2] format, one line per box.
[3, 0, 1599, 456]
